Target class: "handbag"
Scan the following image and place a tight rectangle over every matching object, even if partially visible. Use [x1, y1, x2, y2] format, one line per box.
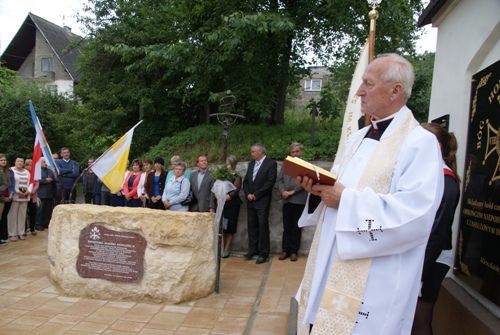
[181, 190, 193, 206]
[179, 178, 194, 206]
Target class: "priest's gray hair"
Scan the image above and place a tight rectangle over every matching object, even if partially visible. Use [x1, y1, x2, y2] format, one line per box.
[377, 53, 414, 101]
[251, 143, 266, 154]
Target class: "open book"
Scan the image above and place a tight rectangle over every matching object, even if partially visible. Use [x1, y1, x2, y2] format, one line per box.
[282, 156, 336, 186]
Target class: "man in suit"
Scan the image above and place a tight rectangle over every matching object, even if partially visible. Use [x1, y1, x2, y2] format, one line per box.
[189, 155, 215, 213]
[243, 144, 277, 264]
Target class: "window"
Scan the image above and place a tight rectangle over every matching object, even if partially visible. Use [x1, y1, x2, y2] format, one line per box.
[41, 58, 53, 72]
[304, 79, 322, 92]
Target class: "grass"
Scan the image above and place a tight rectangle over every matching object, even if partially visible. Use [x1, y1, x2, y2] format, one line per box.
[142, 108, 342, 166]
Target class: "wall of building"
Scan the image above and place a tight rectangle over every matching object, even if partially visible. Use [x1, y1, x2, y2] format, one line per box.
[428, 0, 499, 261]
[427, 0, 500, 328]
[292, 66, 331, 109]
[15, 30, 75, 95]
[34, 30, 72, 82]
[54, 79, 74, 96]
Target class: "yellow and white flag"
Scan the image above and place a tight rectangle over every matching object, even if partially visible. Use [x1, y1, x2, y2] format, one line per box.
[334, 42, 369, 164]
[91, 121, 142, 193]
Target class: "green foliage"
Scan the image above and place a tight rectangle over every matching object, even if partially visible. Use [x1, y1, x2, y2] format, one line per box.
[143, 115, 342, 166]
[0, 67, 16, 87]
[76, 0, 425, 148]
[0, 74, 119, 164]
[0, 80, 76, 161]
[407, 52, 435, 122]
[211, 166, 237, 181]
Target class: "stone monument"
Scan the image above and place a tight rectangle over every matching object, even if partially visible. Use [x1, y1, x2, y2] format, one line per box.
[48, 205, 216, 303]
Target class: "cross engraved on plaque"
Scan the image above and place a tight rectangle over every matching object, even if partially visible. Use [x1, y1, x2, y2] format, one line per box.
[357, 219, 383, 241]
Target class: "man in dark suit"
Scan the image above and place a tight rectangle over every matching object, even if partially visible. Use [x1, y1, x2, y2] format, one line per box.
[189, 155, 215, 213]
[243, 144, 277, 264]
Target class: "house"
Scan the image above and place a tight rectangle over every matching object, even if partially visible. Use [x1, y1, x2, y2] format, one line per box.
[0, 13, 82, 96]
[292, 66, 331, 108]
[418, 0, 499, 334]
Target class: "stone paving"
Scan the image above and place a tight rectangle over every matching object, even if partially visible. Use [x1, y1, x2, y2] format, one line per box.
[0, 229, 306, 334]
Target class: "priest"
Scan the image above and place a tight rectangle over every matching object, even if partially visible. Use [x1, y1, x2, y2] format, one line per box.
[295, 54, 444, 335]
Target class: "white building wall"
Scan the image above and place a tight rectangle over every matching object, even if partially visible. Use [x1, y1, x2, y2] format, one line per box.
[427, 0, 499, 313]
[55, 79, 74, 96]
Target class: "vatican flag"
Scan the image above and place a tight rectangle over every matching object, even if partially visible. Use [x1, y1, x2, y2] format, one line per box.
[91, 121, 142, 193]
[334, 42, 369, 164]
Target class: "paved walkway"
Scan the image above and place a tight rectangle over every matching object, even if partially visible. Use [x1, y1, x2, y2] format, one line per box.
[0, 230, 306, 334]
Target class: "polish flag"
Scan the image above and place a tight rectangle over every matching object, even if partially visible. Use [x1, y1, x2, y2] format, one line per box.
[30, 134, 44, 183]
[28, 100, 60, 182]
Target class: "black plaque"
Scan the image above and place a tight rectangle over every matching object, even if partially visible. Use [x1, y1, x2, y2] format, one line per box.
[77, 223, 146, 282]
[455, 59, 500, 307]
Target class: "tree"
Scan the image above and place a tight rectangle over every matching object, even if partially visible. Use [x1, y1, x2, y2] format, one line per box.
[407, 52, 435, 122]
[76, 0, 424, 151]
[0, 76, 78, 161]
[0, 67, 15, 87]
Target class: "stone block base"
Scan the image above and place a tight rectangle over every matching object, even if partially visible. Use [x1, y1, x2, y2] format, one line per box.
[48, 204, 216, 303]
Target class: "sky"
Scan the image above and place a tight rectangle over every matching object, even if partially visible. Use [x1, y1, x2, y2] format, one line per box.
[0, 0, 437, 56]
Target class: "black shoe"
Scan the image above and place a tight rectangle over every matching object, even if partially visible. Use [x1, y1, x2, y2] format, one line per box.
[35, 226, 45, 231]
[256, 256, 268, 264]
[244, 253, 256, 260]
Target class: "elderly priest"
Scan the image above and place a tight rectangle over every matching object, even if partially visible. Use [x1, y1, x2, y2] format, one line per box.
[295, 54, 444, 335]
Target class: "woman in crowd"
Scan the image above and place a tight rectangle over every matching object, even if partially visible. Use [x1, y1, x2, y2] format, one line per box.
[0, 154, 11, 245]
[162, 161, 190, 211]
[138, 159, 153, 207]
[222, 155, 242, 258]
[122, 159, 143, 207]
[35, 158, 55, 231]
[24, 158, 38, 236]
[412, 123, 461, 335]
[8, 156, 30, 241]
[166, 155, 190, 183]
[145, 157, 167, 210]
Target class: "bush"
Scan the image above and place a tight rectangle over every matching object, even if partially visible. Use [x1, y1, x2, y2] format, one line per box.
[143, 111, 342, 166]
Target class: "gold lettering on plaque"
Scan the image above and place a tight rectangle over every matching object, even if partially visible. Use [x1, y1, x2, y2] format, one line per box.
[480, 119, 500, 185]
[488, 80, 499, 104]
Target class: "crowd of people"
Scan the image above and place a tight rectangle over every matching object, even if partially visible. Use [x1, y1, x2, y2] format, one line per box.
[0, 52, 460, 335]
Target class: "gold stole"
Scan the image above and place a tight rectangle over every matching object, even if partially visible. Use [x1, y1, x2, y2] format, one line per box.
[297, 113, 418, 335]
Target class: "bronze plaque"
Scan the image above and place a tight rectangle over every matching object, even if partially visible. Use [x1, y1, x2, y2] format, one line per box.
[77, 223, 146, 282]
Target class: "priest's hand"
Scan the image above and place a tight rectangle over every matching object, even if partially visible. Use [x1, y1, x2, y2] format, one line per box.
[296, 176, 321, 196]
[312, 182, 345, 208]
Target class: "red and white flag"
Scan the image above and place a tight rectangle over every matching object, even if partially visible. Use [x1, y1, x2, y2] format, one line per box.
[28, 100, 59, 182]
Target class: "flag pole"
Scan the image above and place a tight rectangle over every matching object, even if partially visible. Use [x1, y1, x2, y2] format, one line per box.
[364, 0, 382, 126]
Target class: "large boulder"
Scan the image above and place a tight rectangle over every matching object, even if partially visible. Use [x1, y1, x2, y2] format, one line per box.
[48, 204, 216, 303]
